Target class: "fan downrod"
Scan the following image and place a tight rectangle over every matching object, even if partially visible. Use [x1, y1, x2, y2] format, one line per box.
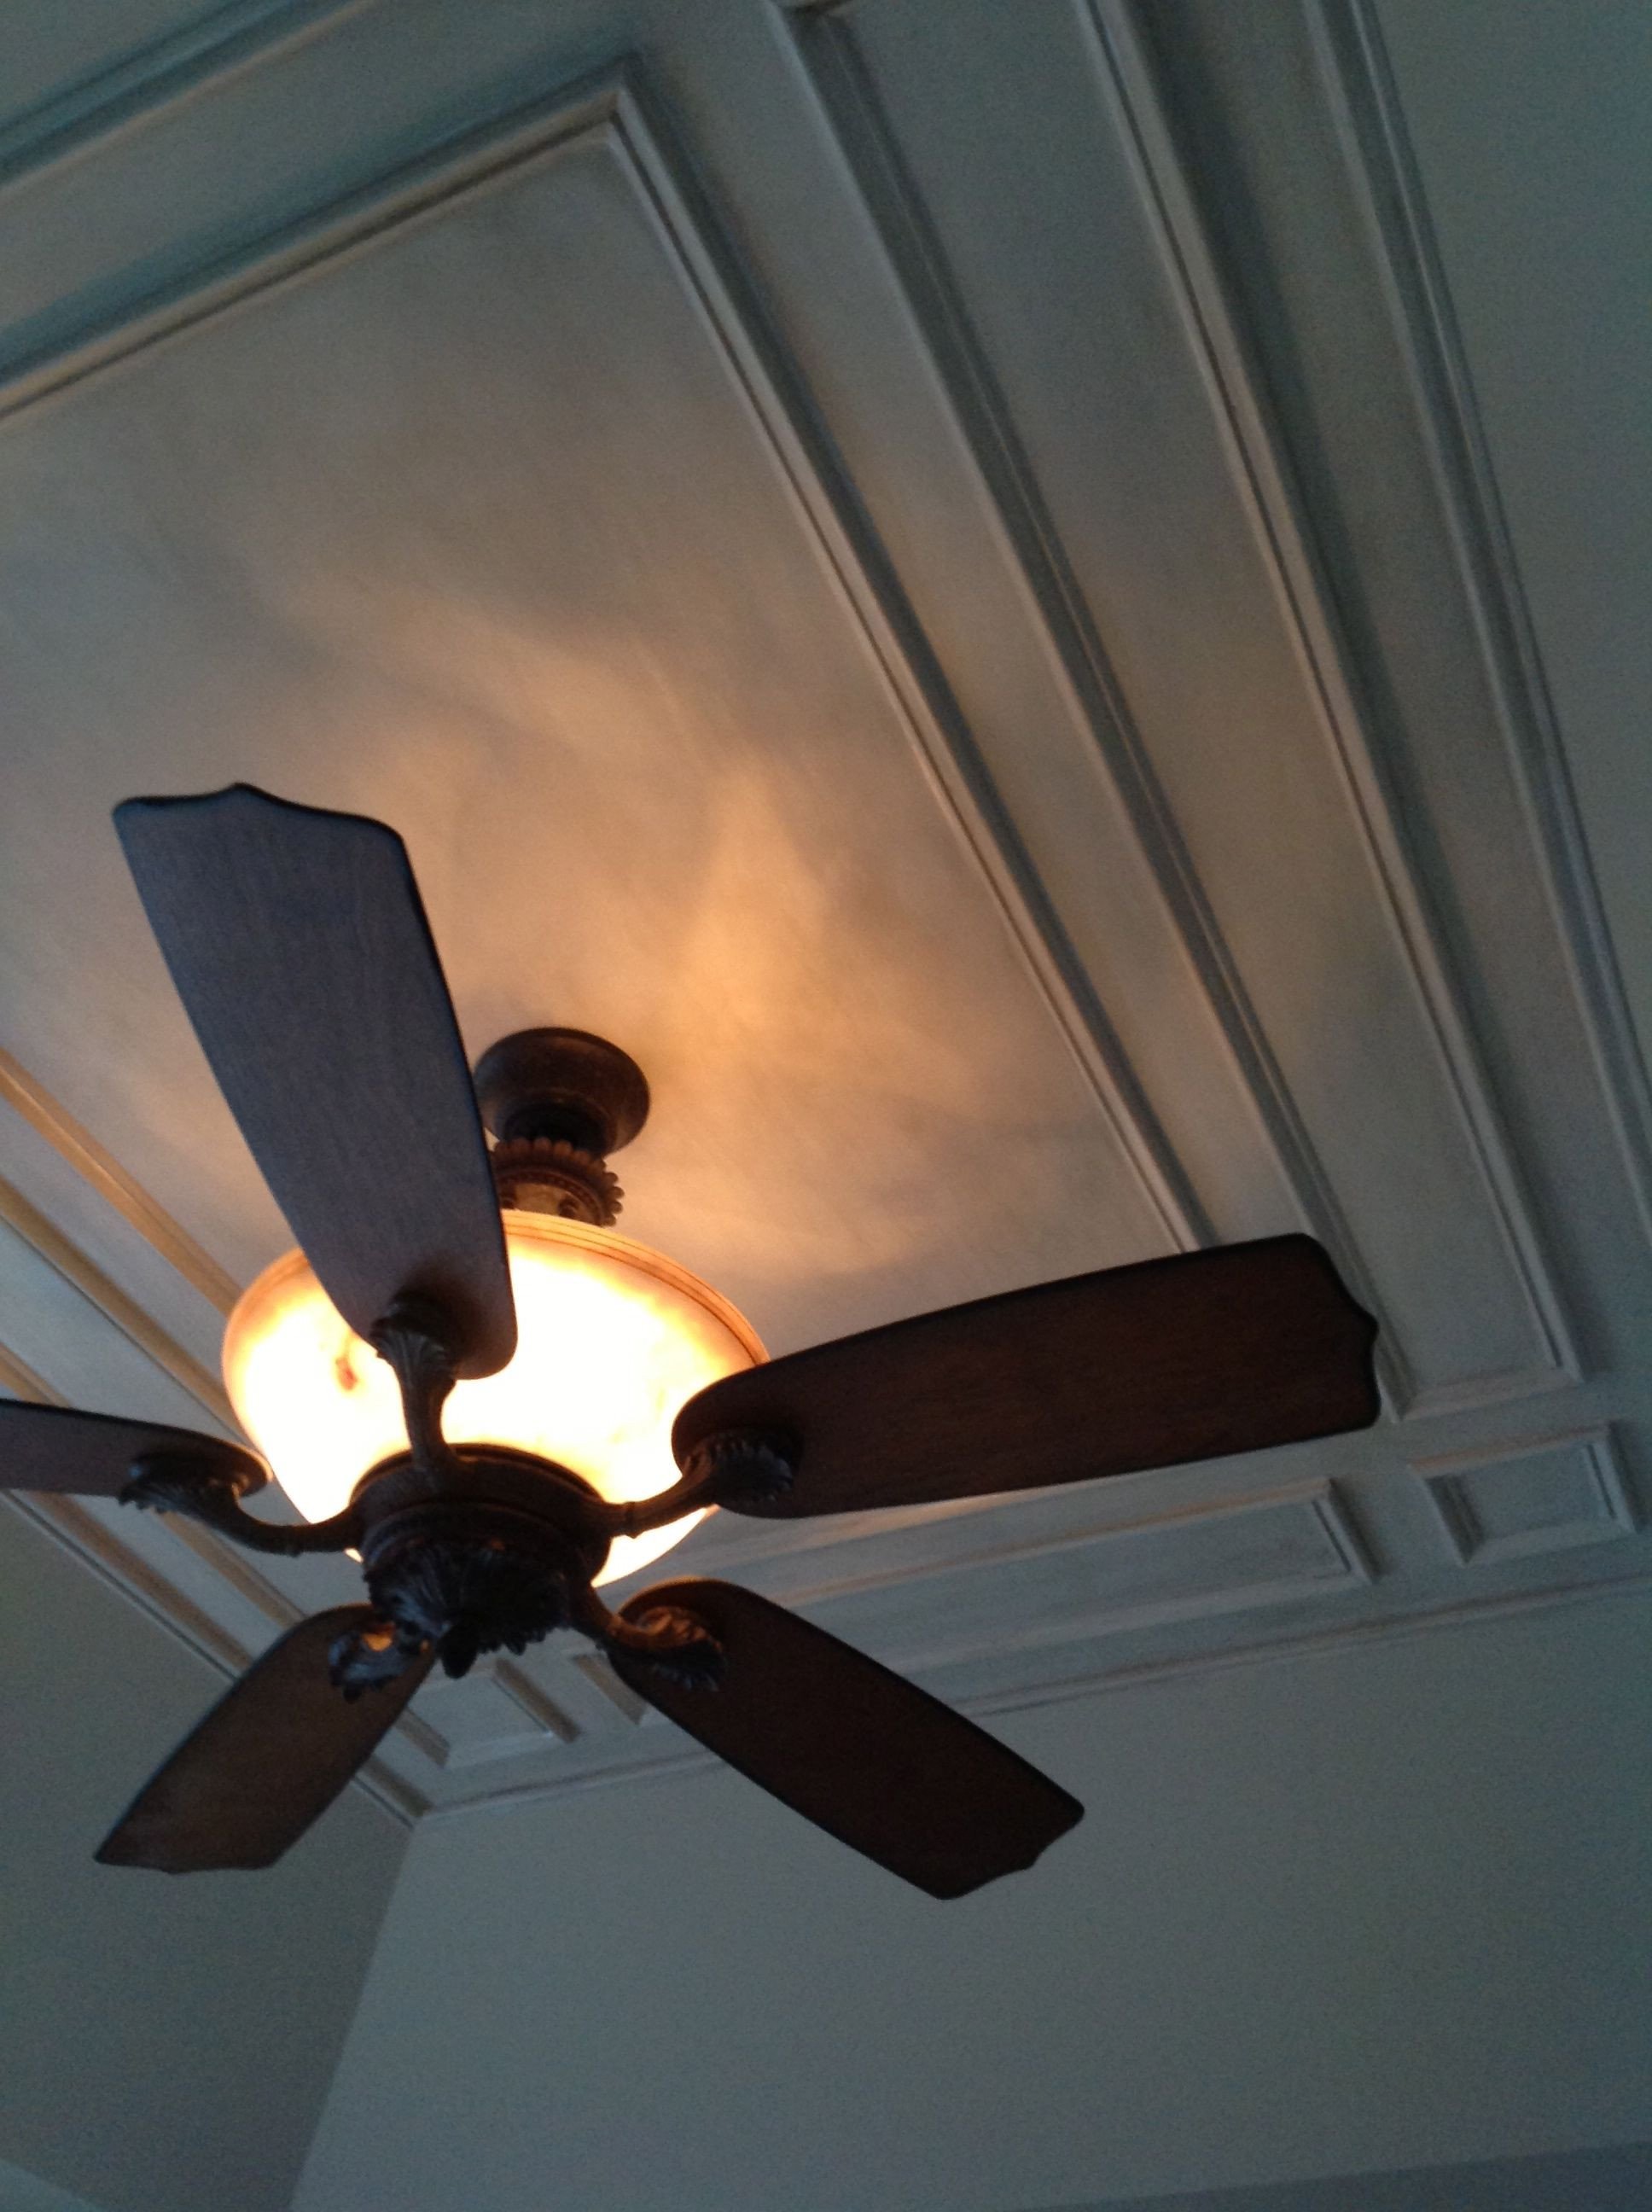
[472, 1027, 649, 1226]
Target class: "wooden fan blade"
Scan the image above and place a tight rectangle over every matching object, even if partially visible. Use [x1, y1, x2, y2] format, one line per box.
[116, 785, 515, 1377]
[96, 1607, 433, 1873]
[610, 1578, 1081, 1898]
[0, 1400, 267, 1496]
[676, 1234, 1378, 1518]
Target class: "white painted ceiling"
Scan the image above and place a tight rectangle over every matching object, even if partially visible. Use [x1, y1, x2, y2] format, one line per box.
[0, 0, 1648, 1865]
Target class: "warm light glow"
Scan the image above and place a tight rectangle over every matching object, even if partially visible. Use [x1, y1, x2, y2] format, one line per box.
[223, 1213, 765, 1586]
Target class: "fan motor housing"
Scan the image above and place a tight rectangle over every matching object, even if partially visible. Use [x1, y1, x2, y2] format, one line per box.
[348, 1446, 613, 1678]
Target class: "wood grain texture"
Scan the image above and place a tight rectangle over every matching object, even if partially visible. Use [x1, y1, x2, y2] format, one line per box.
[0, 1399, 266, 1495]
[96, 1604, 434, 1872]
[612, 1576, 1082, 1897]
[677, 1236, 1380, 1518]
[115, 785, 515, 1376]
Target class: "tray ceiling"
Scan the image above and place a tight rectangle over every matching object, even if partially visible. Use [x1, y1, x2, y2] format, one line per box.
[0, 0, 1648, 1831]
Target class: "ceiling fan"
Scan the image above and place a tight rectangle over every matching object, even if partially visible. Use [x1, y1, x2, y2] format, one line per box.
[0, 787, 1380, 1895]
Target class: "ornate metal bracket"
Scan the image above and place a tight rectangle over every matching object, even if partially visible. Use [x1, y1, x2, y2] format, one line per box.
[620, 1430, 796, 1538]
[369, 1293, 464, 1493]
[573, 1586, 724, 1689]
[361, 1499, 583, 1681]
[121, 1452, 362, 1557]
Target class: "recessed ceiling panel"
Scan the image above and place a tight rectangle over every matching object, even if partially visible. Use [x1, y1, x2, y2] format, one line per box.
[803, 0, 1576, 1411]
[0, 88, 1170, 1363]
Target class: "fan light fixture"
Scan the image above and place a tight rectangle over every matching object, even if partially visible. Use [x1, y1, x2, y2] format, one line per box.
[0, 785, 1381, 1892]
[224, 1213, 764, 1586]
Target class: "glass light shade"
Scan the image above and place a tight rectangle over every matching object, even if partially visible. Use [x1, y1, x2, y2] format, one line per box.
[222, 1212, 765, 1586]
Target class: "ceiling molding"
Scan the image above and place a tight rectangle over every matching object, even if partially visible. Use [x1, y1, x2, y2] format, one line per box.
[1085, 0, 1579, 1420]
[0, 1338, 264, 1666]
[412, 1657, 583, 1772]
[778, 0, 1587, 1423]
[0, 1171, 232, 1423]
[964, 1557, 1652, 1721]
[710, 1474, 1374, 1622]
[7, 1486, 273, 1679]
[422, 1739, 716, 1830]
[0, 0, 364, 195]
[0, 1307, 309, 1649]
[0, 1338, 250, 1623]
[790, 0, 1412, 1391]
[878, 1478, 1375, 1679]
[0, 1336, 60, 1403]
[0, 73, 614, 419]
[422, 1555, 1652, 1831]
[0, 1131, 432, 1816]
[1412, 1425, 1641, 1569]
[0, 1046, 240, 1314]
[1305, 0, 1652, 1255]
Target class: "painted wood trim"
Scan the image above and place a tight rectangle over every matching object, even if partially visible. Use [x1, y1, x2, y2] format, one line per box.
[0, 1173, 235, 1423]
[0, 0, 368, 194]
[0, 1338, 61, 1404]
[1085, 0, 1579, 1417]
[726, 1475, 1372, 1615]
[1305, 0, 1652, 1253]
[789, 1, 1415, 1400]
[422, 1558, 1652, 1826]
[1412, 1425, 1641, 1568]
[0, 1047, 241, 1314]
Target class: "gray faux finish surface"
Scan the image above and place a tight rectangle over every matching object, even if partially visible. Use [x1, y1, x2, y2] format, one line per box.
[294, 1590, 1652, 2211]
[1021, 2140, 1652, 2212]
[0, 1507, 405, 2212]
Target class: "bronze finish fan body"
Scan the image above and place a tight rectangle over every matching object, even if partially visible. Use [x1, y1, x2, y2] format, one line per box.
[126, 1025, 784, 1694]
[0, 785, 1382, 1893]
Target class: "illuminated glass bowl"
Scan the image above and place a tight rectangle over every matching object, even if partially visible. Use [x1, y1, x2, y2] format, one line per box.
[223, 1212, 765, 1586]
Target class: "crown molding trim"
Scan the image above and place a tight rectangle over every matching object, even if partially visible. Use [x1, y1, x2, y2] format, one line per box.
[0, 0, 367, 195]
[423, 1554, 1652, 1828]
[1083, 0, 1579, 1419]
[0, 1047, 241, 1315]
[790, 1, 1405, 1379]
[1305, 0, 1652, 1255]
[0, 1173, 233, 1424]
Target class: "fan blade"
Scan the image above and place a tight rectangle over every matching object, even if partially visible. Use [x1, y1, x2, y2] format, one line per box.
[116, 785, 515, 1377]
[676, 1234, 1378, 1518]
[609, 1578, 1081, 1898]
[97, 1607, 432, 1873]
[0, 1400, 267, 1496]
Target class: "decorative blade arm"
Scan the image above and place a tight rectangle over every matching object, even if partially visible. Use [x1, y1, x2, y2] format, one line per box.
[122, 1453, 363, 1556]
[369, 1293, 467, 1497]
[571, 1583, 724, 1689]
[617, 1429, 796, 1538]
